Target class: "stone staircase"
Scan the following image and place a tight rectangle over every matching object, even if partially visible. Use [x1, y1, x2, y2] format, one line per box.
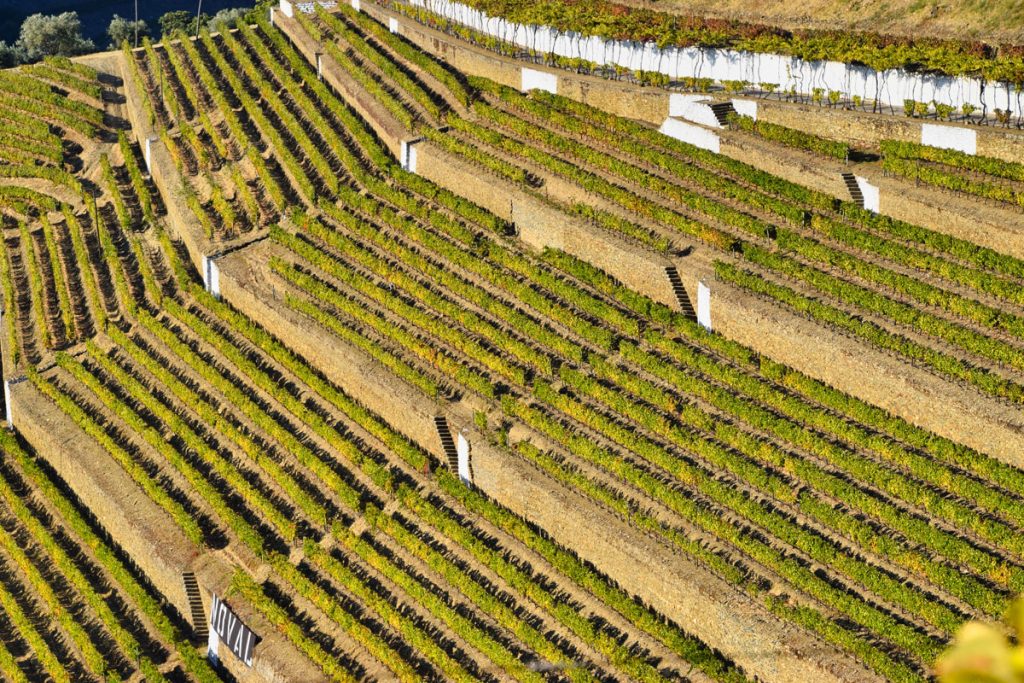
[710, 101, 737, 126]
[665, 266, 696, 319]
[841, 172, 863, 207]
[434, 416, 458, 472]
[182, 572, 208, 640]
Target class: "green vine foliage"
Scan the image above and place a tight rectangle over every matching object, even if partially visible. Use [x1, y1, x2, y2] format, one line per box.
[726, 113, 849, 159]
[388, 0, 1024, 83]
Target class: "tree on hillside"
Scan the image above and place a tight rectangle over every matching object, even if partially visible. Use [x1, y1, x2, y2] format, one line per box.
[0, 41, 26, 68]
[160, 10, 209, 38]
[208, 8, 249, 33]
[18, 12, 94, 61]
[108, 14, 150, 49]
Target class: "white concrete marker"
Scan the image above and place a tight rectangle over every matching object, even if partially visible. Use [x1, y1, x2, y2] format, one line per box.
[456, 431, 472, 483]
[697, 280, 712, 331]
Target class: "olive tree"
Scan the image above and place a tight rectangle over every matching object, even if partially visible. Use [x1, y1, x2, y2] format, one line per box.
[18, 12, 94, 61]
[107, 14, 149, 49]
[0, 41, 26, 68]
[208, 8, 249, 33]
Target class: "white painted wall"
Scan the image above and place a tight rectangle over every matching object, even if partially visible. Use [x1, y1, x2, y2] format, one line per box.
[732, 99, 758, 120]
[279, 0, 293, 18]
[659, 118, 720, 153]
[144, 137, 155, 173]
[456, 431, 472, 483]
[855, 176, 880, 213]
[521, 67, 558, 94]
[921, 123, 977, 154]
[668, 94, 721, 128]
[401, 139, 419, 172]
[389, 17, 400, 33]
[409, 0, 1021, 117]
[697, 280, 711, 331]
[202, 256, 221, 299]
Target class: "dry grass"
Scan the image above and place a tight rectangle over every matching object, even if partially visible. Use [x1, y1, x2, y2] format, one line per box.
[623, 0, 1024, 44]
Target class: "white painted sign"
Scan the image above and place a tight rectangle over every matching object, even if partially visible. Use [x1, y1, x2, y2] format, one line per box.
[521, 68, 558, 94]
[921, 123, 977, 155]
[732, 99, 757, 120]
[207, 620, 219, 665]
[279, 0, 293, 18]
[208, 594, 256, 667]
[316, 53, 322, 80]
[351, 0, 360, 11]
[854, 176, 880, 213]
[659, 118, 720, 153]
[4, 380, 11, 427]
[389, 17, 400, 33]
[456, 431, 471, 483]
[697, 280, 711, 331]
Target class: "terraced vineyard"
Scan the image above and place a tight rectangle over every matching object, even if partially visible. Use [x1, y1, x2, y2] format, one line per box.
[0, 18, 745, 683]
[880, 140, 1024, 209]
[298, 2, 1024, 409]
[2, 1, 1024, 681]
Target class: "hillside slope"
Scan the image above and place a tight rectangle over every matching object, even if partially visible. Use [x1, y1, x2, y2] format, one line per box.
[620, 0, 1024, 45]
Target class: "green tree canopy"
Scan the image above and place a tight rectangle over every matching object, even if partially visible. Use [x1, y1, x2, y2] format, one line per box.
[107, 14, 150, 49]
[18, 12, 94, 61]
[159, 10, 209, 37]
[208, 8, 249, 32]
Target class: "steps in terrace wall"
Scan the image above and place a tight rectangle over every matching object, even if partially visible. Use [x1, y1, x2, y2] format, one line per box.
[6, 359, 326, 680]
[434, 415, 459, 472]
[215, 240, 471, 464]
[183, 571, 209, 639]
[840, 172, 863, 205]
[664, 265, 696, 319]
[410, 137, 686, 309]
[709, 101, 737, 127]
[720, 131, 1024, 259]
[191, 551, 325, 682]
[212, 228, 878, 683]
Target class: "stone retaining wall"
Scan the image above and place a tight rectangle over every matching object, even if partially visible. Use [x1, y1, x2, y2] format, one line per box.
[275, 11, 409, 158]
[718, 132, 1024, 258]
[10, 379, 197, 617]
[696, 273, 1024, 469]
[746, 97, 1024, 165]
[413, 141, 683, 307]
[470, 432, 883, 683]
[216, 234, 878, 683]
[282, 4, 1024, 467]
